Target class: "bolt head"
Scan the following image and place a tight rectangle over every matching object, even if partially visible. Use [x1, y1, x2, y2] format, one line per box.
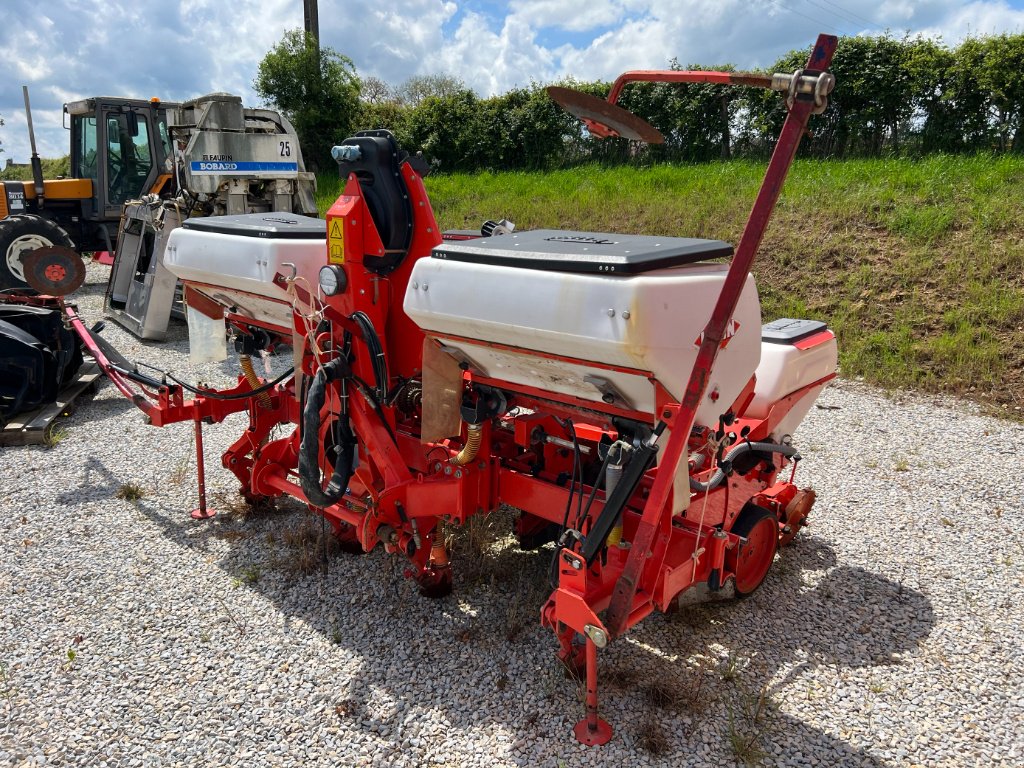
[584, 624, 609, 648]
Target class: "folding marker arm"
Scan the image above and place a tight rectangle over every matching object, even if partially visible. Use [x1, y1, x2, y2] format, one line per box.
[598, 34, 839, 639]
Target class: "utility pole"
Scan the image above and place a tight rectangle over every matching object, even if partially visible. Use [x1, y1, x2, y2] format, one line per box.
[303, 0, 320, 55]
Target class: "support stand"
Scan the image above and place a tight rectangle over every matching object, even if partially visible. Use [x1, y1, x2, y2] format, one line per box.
[190, 412, 216, 520]
[573, 637, 612, 746]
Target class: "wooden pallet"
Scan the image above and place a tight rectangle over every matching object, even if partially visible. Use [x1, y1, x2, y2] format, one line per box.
[0, 358, 102, 447]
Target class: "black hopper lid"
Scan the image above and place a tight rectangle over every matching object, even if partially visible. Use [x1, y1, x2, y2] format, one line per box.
[431, 229, 733, 274]
[182, 213, 326, 240]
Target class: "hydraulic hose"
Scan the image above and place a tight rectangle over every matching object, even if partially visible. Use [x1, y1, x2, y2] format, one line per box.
[298, 357, 356, 509]
[351, 311, 388, 402]
[689, 440, 800, 493]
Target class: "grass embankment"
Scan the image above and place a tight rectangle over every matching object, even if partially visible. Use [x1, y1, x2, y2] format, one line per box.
[322, 155, 1024, 418]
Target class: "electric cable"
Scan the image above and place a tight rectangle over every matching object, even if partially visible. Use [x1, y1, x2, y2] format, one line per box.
[815, 0, 877, 27]
[766, 0, 842, 33]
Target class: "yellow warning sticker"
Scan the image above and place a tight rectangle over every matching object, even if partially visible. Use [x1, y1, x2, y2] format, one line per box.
[328, 218, 345, 264]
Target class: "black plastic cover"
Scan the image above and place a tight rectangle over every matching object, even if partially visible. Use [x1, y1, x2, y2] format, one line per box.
[761, 318, 828, 344]
[0, 304, 83, 421]
[431, 229, 733, 274]
[181, 213, 325, 239]
[336, 130, 414, 274]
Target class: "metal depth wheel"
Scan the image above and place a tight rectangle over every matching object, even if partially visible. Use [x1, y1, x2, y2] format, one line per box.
[728, 504, 780, 597]
[0, 214, 77, 290]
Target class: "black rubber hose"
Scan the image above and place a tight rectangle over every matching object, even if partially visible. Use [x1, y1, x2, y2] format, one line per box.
[298, 357, 356, 508]
[689, 440, 800, 492]
[166, 367, 294, 401]
[351, 311, 388, 402]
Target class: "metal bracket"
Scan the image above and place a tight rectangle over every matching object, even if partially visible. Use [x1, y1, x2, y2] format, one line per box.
[438, 344, 487, 376]
[583, 374, 633, 409]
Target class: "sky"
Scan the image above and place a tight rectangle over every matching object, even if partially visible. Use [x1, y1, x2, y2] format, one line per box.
[2, 0, 1024, 163]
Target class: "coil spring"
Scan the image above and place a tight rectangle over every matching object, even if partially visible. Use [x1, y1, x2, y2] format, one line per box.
[240, 355, 272, 408]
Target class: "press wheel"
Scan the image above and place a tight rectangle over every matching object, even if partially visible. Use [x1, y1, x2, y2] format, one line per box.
[728, 505, 779, 597]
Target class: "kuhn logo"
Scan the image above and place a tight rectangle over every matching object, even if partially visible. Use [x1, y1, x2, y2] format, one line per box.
[694, 319, 741, 349]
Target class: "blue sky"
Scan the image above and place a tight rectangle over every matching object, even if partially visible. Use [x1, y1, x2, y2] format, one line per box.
[2, 0, 1024, 163]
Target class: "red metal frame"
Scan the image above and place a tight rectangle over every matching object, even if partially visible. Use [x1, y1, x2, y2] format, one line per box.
[604, 33, 838, 640]
[61, 34, 838, 747]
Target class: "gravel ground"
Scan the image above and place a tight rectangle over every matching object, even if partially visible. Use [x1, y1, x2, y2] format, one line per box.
[1, 266, 1022, 767]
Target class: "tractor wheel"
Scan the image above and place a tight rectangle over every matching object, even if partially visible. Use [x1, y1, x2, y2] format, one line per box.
[0, 214, 77, 291]
[727, 504, 780, 598]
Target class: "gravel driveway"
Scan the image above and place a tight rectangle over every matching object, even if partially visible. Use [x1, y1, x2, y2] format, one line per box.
[1, 269, 1022, 767]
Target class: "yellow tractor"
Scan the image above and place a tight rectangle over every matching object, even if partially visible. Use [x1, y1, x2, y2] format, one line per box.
[0, 88, 315, 303]
[0, 89, 177, 293]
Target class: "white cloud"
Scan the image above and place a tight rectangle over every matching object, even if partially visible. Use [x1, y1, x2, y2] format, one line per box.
[2, 0, 1024, 164]
[507, 0, 632, 32]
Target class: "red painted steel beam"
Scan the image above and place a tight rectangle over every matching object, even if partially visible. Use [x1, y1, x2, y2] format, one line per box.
[63, 304, 158, 420]
[603, 34, 838, 640]
[607, 70, 773, 104]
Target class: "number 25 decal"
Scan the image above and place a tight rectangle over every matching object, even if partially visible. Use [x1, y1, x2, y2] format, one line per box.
[279, 140, 291, 157]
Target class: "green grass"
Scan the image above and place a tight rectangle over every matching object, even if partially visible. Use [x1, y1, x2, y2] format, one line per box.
[317, 154, 1024, 417]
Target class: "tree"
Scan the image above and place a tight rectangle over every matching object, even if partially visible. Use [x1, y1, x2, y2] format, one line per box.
[361, 76, 397, 105]
[405, 89, 486, 171]
[972, 34, 1024, 152]
[397, 74, 466, 106]
[254, 29, 361, 170]
[479, 86, 576, 170]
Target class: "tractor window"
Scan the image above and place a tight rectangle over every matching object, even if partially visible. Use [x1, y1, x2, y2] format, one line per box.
[157, 117, 172, 164]
[105, 112, 153, 206]
[73, 116, 99, 181]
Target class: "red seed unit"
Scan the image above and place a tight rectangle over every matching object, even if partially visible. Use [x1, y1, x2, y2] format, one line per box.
[67, 35, 839, 744]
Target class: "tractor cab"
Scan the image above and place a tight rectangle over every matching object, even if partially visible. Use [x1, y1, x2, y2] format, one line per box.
[65, 96, 177, 222]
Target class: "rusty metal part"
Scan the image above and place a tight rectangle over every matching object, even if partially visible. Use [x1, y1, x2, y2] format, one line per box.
[781, 487, 816, 545]
[546, 87, 664, 143]
[21, 246, 86, 295]
[420, 339, 463, 443]
[606, 70, 775, 104]
[573, 637, 612, 745]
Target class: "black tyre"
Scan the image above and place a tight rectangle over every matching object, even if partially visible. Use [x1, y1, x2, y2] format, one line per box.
[0, 215, 76, 290]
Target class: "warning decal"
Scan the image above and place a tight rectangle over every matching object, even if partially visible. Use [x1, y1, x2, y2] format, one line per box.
[328, 219, 345, 264]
